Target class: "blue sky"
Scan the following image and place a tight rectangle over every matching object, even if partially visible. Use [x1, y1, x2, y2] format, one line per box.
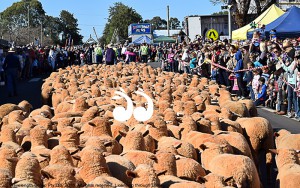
[0, 0, 222, 41]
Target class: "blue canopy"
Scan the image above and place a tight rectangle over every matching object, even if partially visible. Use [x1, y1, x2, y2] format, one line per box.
[248, 6, 300, 39]
[132, 35, 153, 45]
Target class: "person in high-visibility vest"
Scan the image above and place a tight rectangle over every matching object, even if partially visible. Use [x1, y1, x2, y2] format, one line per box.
[94, 44, 103, 64]
[140, 41, 148, 63]
[113, 44, 118, 64]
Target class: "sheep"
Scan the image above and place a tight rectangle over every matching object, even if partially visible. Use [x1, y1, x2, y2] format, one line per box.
[18, 100, 33, 117]
[121, 150, 158, 167]
[41, 165, 77, 188]
[14, 152, 42, 187]
[0, 103, 22, 119]
[236, 117, 274, 180]
[86, 117, 112, 137]
[158, 136, 197, 160]
[7, 110, 26, 124]
[270, 149, 300, 188]
[0, 125, 18, 143]
[158, 175, 205, 188]
[212, 131, 254, 160]
[200, 173, 237, 188]
[30, 125, 48, 148]
[126, 164, 161, 188]
[199, 142, 234, 169]
[175, 155, 206, 181]
[105, 155, 135, 186]
[238, 99, 257, 117]
[119, 130, 148, 152]
[0, 147, 18, 176]
[153, 152, 177, 176]
[0, 169, 12, 188]
[219, 118, 243, 134]
[207, 154, 260, 188]
[86, 176, 128, 188]
[78, 147, 111, 183]
[274, 129, 300, 151]
[59, 126, 83, 153]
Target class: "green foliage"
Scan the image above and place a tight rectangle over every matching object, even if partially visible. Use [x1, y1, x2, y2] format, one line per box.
[59, 10, 83, 45]
[169, 17, 180, 29]
[0, 0, 82, 45]
[212, 11, 228, 15]
[101, 2, 142, 44]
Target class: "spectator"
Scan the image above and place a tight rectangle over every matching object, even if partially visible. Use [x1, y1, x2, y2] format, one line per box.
[105, 44, 116, 65]
[3, 48, 21, 97]
[140, 42, 148, 63]
[254, 77, 267, 106]
[234, 50, 247, 99]
[252, 69, 261, 100]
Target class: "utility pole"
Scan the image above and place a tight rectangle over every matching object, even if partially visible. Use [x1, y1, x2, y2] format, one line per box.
[27, 4, 30, 45]
[40, 21, 43, 47]
[228, 5, 232, 41]
[167, 5, 170, 36]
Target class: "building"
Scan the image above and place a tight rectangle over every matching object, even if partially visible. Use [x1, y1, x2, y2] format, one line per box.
[184, 15, 238, 41]
[277, 0, 300, 10]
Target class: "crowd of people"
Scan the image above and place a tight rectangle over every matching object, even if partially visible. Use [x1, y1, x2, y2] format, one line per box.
[1, 32, 300, 121]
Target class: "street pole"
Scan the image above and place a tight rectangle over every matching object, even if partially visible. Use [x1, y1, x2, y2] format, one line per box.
[40, 21, 43, 47]
[167, 5, 170, 36]
[28, 4, 30, 45]
[228, 5, 232, 41]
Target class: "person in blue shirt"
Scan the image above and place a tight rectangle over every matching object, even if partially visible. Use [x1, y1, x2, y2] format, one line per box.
[254, 77, 267, 106]
[234, 50, 247, 99]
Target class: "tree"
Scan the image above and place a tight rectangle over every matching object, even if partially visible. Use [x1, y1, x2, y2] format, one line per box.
[101, 2, 142, 44]
[210, 0, 276, 27]
[212, 11, 228, 15]
[0, 0, 46, 44]
[150, 16, 167, 30]
[59, 10, 83, 45]
[169, 17, 180, 29]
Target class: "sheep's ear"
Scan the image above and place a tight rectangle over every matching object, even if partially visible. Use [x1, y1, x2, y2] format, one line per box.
[41, 170, 54, 179]
[70, 118, 76, 124]
[16, 148, 24, 154]
[104, 141, 113, 147]
[0, 121, 3, 127]
[274, 132, 280, 137]
[216, 109, 221, 113]
[197, 176, 207, 184]
[40, 153, 50, 158]
[157, 170, 168, 176]
[102, 152, 110, 157]
[269, 149, 278, 154]
[126, 170, 138, 178]
[11, 178, 25, 184]
[69, 149, 80, 155]
[174, 143, 182, 149]
[149, 155, 158, 163]
[142, 129, 149, 137]
[224, 176, 234, 183]
[88, 122, 96, 127]
[6, 157, 18, 163]
[0, 142, 2, 148]
[72, 155, 81, 161]
[14, 128, 20, 133]
[199, 144, 208, 151]
[77, 130, 84, 135]
[118, 131, 127, 137]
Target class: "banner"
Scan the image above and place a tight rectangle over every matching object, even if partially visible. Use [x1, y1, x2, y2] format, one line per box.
[128, 23, 151, 36]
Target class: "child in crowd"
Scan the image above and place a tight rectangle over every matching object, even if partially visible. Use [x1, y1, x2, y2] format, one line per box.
[211, 66, 217, 80]
[265, 81, 277, 109]
[255, 77, 267, 106]
[261, 67, 270, 84]
[244, 62, 254, 99]
[252, 69, 260, 100]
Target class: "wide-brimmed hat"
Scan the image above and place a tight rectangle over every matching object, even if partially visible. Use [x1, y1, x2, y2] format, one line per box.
[8, 48, 15, 52]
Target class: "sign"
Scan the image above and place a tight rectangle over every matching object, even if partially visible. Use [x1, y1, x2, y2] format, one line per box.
[128, 23, 152, 36]
[112, 88, 153, 122]
[206, 29, 219, 41]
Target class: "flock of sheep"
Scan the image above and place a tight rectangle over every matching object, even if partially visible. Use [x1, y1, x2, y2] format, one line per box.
[0, 62, 299, 188]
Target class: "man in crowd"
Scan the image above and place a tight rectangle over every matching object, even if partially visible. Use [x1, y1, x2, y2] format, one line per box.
[105, 44, 116, 65]
[140, 41, 148, 63]
[3, 48, 21, 97]
[94, 44, 103, 64]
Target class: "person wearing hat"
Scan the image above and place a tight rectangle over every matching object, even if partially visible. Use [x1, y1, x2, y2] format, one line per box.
[105, 44, 115, 65]
[3, 48, 21, 97]
[280, 41, 298, 118]
[94, 44, 103, 64]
